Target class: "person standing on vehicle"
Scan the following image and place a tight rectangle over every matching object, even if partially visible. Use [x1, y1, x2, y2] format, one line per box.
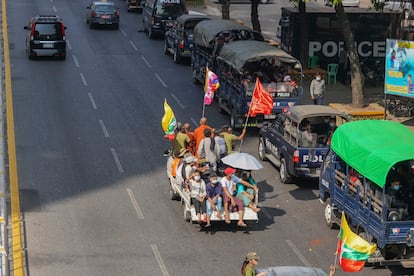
[188, 170, 207, 225]
[221, 126, 246, 155]
[205, 174, 223, 227]
[198, 128, 221, 172]
[193, 117, 212, 158]
[183, 123, 196, 155]
[213, 129, 227, 158]
[172, 123, 191, 157]
[310, 73, 325, 105]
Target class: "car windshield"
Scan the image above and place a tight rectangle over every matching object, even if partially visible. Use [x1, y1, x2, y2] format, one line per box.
[95, 5, 115, 12]
[184, 20, 202, 30]
[154, 0, 185, 16]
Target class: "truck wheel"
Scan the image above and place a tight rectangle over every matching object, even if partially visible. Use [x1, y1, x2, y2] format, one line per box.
[163, 40, 169, 55]
[184, 207, 191, 222]
[173, 48, 181, 64]
[169, 182, 178, 200]
[279, 158, 291, 184]
[258, 137, 267, 161]
[324, 198, 335, 229]
[148, 27, 155, 39]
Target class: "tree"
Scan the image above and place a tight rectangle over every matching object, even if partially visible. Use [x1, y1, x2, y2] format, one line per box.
[221, 0, 230, 19]
[251, 0, 261, 32]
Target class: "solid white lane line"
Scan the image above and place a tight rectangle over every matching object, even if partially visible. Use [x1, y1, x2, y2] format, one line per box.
[80, 73, 88, 87]
[98, 120, 110, 138]
[151, 244, 170, 276]
[140, 55, 151, 68]
[129, 40, 138, 51]
[110, 148, 124, 173]
[171, 93, 184, 109]
[191, 117, 197, 127]
[127, 188, 144, 219]
[286, 240, 312, 267]
[88, 93, 97, 110]
[67, 39, 72, 50]
[72, 55, 79, 67]
[155, 73, 167, 88]
[121, 29, 127, 36]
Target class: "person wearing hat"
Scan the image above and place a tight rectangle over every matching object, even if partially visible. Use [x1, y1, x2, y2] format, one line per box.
[310, 73, 325, 105]
[241, 252, 267, 276]
[220, 167, 258, 227]
[205, 174, 223, 227]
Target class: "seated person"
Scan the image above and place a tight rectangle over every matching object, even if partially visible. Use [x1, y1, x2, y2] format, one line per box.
[299, 119, 313, 147]
[236, 171, 260, 213]
[205, 174, 223, 227]
[385, 178, 408, 210]
[325, 117, 337, 145]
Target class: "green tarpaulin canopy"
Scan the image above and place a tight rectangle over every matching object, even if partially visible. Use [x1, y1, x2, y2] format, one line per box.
[217, 40, 298, 72]
[331, 120, 414, 188]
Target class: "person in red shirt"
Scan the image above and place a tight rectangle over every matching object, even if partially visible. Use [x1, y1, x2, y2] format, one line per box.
[193, 117, 212, 158]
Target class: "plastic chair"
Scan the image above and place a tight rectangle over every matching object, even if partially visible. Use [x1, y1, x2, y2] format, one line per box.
[327, 63, 338, 84]
[308, 56, 319, 68]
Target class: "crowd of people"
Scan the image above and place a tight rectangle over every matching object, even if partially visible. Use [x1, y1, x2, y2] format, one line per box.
[169, 117, 262, 227]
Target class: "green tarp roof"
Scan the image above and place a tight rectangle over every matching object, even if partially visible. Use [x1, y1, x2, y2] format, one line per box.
[331, 120, 414, 188]
[217, 40, 298, 71]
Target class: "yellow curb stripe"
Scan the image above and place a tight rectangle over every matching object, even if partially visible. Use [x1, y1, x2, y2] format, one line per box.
[2, 0, 25, 274]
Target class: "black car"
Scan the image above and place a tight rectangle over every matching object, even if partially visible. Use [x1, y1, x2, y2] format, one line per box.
[142, 0, 187, 39]
[126, 0, 143, 12]
[163, 14, 210, 63]
[24, 15, 67, 60]
[86, 1, 120, 29]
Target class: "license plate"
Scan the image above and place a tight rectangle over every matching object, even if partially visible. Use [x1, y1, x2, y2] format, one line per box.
[102, 15, 110, 19]
[43, 43, 54, 48]
[277, 92, 290, 97]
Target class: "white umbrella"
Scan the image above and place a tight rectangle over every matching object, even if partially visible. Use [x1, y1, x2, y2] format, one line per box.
[221, 152, 263, 171]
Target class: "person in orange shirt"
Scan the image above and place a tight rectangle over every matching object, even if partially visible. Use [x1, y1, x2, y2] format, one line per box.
[183, 123, 195, 155]
[193, 117, 212, 158]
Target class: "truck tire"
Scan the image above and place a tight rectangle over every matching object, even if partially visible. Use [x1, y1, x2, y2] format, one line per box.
[169, 182, 179, 200]
[173, 48, 181, 64]
[184, 207, 191, 222]
[148, 27, 155, 39]
[258, 137, 267, 161]
[279, 158, 291, 184]
[163, 40, 169, 55]
[324, 198, 335, 229]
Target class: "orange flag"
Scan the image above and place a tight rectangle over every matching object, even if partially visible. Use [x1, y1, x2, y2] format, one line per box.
[248, 77, 274, 116]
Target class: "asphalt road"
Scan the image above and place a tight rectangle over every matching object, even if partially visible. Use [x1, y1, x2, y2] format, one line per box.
[5, 0, 414, 275]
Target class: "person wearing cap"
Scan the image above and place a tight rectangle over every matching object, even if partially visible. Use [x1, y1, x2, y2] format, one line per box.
[175, 154, 197, 189]
[241, 252, 267, 276]
[221, 167, 258, 227]
[310, 73, 325, 105]
[205, 174, 223, 227]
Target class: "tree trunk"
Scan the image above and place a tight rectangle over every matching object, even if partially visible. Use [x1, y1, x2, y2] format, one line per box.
[298, 1, 309, 69]
[335, 4, 364, 108]
[222, 0, 230, 20]
[251, 0, 261, 32]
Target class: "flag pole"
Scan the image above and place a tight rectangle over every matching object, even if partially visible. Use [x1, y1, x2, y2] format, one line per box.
[202, 63, 209, 118]
[239, 78, 258, 152]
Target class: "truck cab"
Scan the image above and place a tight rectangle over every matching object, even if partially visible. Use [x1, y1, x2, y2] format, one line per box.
[258, 105, 348, 183]
[319, 120, 414, 266]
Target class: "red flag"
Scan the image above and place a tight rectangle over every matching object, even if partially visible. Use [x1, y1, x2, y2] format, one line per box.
[249, 77, 274, 116]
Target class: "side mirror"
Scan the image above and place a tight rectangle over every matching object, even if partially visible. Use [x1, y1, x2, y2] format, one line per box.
[64, 26, 67, 30]
[24, 26, 28, 30]
[86, 6, 91, 9]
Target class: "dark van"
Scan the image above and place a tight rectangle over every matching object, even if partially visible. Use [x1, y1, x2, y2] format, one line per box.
[142, 0, 187, 39]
